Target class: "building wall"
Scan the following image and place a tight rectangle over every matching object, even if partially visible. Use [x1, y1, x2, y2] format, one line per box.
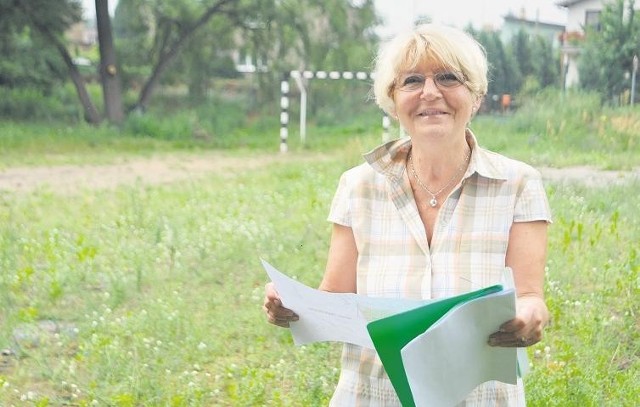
[561, 0, 640, 88]
[560, 0, 606, 88]
[565, 0, 605, 32]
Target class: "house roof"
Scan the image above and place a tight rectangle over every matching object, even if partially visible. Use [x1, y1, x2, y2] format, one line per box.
[503, 14, 565, 30]
[556, 0, 587, 7]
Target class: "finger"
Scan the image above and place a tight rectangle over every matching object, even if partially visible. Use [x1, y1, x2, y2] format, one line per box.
[267, 309, 299, 326]
[498, 317, 526, 333]
[265, 282, 281, 300]
[488, 331, 528, 347]
[263, 298, 281, 311]
[263, 302, 299, 323]
[267, 313, 290, 327]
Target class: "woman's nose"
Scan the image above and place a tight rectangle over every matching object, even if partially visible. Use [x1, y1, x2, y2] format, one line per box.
[420, 77, 442, 99]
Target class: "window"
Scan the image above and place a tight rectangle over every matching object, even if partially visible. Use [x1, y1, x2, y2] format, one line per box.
[585, 10, 602, 31]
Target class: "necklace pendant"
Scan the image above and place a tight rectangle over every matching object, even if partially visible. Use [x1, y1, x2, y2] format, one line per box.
[429, 197, 438, 207]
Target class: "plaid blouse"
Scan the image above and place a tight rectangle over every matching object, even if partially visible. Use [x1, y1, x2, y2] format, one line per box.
[327, 130, 552, 406]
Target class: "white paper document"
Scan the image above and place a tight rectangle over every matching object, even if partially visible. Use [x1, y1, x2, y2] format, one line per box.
[400, 289, 517, 407]
[261, 259, 428, 348]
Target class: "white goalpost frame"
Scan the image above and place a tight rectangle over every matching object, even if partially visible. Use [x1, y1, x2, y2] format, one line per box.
[279, 70, 391, 153]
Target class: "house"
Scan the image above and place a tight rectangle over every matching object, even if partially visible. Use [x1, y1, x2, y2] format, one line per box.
[557, 0, 640, 88]
[500, 11, 565, 49]
[65, 20, 98, 67]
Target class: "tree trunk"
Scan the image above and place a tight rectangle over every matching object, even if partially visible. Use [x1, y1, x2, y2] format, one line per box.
[42, 24, 102, 124]
[95, 0, 124, 124]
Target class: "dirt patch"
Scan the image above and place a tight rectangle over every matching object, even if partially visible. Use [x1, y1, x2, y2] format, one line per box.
[0, 152, 305, 194]
[539, 166, 640, 187]
[0, 152, 638, 194]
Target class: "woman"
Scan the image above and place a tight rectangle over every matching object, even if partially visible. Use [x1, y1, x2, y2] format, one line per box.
[264, 23, 552, 406]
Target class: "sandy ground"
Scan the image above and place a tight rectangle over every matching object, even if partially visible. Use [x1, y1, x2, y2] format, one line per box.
[0, 153, 294, 194]
[0, 153, 638, 194]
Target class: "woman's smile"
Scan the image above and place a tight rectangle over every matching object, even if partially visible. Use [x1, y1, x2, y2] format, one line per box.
[417, 108, 449, 117]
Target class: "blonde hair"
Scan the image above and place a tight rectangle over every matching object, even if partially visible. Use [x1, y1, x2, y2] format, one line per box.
[373, 24, 488, 115]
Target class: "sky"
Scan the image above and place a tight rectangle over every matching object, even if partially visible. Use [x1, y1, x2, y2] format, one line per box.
[81, 0, 568, 36]
[373, 0, 568, 38]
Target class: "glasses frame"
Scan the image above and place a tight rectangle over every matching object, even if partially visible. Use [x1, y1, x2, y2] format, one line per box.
[392, 70, 468, 93]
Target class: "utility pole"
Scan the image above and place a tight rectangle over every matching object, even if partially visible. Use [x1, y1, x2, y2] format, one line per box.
[631, 55, 638, 106]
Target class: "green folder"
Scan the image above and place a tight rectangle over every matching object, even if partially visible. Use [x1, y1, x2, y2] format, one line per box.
[366, 285, 504, 407]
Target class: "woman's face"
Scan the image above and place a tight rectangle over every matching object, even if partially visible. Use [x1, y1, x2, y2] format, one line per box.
[392, 59, 477, 142]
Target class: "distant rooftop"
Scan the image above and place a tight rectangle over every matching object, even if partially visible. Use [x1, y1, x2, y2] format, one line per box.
[503, 13, 565, 30]
[556, 0, 586, 7]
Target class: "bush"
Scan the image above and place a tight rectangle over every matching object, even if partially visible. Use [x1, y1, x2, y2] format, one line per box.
[470, 88, 640, 168]
[0, 84, 95, 122]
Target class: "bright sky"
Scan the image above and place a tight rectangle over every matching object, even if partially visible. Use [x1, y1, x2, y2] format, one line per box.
[82, 0, 568, 37]
[374, 0, 568, 38]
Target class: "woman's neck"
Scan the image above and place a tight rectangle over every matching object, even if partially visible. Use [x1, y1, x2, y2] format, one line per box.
[409, 136, 471, 181]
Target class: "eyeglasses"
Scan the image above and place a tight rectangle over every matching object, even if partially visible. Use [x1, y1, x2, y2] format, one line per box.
[395, 71, 466, 92]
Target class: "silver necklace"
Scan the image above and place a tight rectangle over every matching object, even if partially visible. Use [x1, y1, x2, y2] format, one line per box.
[409, 148, 471, 208]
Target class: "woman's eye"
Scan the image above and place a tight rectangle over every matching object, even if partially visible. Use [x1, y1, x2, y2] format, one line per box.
[403, 75, 424, 85]
[438, 72, 459, 82]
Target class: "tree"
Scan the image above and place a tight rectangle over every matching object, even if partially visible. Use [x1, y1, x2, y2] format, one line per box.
[579, 0, 640, 103]
[2, 0, 380, 123]
[467, 25, 560, 109]
[0, 0, 102, 123]
[112, 0, 153, 86]
[0, 19, 67, 90]
[96, 0, 124, 124]
[511, 30, 535, 79]
[473, 29, 521, 98]
[115, 1, 239, 103]
[531, 36, 559, 89]
[131, 0, 237, 112]
[510, 31, 560, 96]
[114, 0, 379, 105]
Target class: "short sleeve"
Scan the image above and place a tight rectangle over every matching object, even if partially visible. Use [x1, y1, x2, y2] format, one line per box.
[514, 175, 553, 223]
[327, 172, 352, 227]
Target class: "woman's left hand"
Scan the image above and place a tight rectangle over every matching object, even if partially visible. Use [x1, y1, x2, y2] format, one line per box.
[488, 295, 549, 347]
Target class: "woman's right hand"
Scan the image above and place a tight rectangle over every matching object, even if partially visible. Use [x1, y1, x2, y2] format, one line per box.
[263, 282, 299, 328]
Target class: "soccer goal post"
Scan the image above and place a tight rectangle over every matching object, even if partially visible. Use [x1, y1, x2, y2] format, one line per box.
[279, 70, 391, 153]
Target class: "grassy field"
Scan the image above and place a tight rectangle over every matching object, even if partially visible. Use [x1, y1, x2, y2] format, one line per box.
[0, 91, 639, 405]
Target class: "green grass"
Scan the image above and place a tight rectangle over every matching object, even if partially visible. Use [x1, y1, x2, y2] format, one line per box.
[0, 142, 638, 405]
[0, 89, 639, 405]
[0, 155, 353, 406]
[2, 88, 640, 169]
[526, 182, 639, 406]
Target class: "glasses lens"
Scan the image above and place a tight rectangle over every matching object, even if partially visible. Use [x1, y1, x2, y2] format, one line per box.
[435, 71, 464, 87]
[397, 71, 465, 91]
[399, 74, 425, 91]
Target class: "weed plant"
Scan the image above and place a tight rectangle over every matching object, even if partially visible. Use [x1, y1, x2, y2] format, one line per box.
[1, 87, 640, 170]
[473, 89, 640, 169]
[0, 136, 638, 405]
[0, 87, 639, 405]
